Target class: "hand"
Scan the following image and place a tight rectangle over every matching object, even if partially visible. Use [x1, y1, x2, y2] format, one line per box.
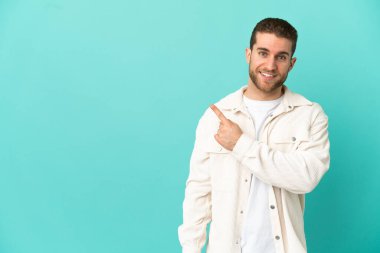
[210, 104, 243, 151]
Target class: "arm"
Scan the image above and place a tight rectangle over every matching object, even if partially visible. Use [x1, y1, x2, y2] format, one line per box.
[232, 108, 330, 194]
[211, 104, 330, 194]
[178, 116, 212, 253]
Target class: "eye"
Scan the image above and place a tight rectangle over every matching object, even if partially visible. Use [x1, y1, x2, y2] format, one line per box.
[258, 51, 268, 57]
[277, 55, 287, 61]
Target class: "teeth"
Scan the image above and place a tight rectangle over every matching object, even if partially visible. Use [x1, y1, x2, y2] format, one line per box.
[261, 72, 275, 77]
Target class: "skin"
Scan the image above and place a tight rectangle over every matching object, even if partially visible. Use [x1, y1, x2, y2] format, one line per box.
[211, 32, 297, 150]
[211, 104, 243, 151]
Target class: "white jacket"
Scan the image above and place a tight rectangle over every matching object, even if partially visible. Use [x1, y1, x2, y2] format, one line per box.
[178, 85, 330, 253]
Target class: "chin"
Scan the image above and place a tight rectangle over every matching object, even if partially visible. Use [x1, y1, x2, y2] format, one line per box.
[256, 82, 282, 93]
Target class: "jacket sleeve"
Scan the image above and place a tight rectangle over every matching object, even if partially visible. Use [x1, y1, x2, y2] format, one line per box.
[231, 106, 330, 194]
[178, 115, 212, 253]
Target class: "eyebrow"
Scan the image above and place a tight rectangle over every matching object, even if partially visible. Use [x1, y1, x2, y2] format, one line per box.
[256, 47, 290, 56]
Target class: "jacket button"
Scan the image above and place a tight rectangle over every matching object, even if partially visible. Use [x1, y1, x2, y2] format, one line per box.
[288, 105, 292, 109]
[292, 137, 296, 141]
[240, 210, 244, 214]
[275, 235, 281, 240]
[245, 179, 248, 183]
[270, 205, 275, 209]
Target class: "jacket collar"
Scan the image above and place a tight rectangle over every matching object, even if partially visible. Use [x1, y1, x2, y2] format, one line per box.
[216, 85, 313, 113]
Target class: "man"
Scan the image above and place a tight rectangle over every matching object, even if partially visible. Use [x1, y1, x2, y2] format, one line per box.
[178, 18, 330, 253]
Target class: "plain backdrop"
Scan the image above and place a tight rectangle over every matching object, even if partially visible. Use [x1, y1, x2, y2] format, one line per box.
[0, 0, 379, 252]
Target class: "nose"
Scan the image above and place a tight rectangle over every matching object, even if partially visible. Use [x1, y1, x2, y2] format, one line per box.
[264, 57, 277, 71]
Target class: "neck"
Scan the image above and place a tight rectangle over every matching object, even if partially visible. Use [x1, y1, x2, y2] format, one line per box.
[244, 82, 284, 101]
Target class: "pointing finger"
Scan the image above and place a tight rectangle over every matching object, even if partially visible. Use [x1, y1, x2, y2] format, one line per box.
[210, 104, 228, 123]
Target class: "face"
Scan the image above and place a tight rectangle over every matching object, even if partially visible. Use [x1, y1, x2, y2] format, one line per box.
[246, 32, 297, 96]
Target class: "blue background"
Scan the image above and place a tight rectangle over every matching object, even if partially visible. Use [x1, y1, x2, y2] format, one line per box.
[0, 0, 379, 252]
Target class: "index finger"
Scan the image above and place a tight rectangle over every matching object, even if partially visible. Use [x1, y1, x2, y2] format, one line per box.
[210, 104, 228, 123]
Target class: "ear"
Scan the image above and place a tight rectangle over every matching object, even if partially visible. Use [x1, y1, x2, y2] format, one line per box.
[245, 48, 251, 64]
[289, 57, 297, 71]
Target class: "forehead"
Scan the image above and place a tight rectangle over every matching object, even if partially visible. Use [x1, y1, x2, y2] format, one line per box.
[253, 32, 293, 54]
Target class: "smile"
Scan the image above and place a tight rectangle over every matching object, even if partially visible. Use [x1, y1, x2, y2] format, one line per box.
[259, 71, 276, 77]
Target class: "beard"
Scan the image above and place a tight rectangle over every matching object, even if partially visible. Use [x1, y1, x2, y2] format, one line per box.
[248, 66, 289, 94]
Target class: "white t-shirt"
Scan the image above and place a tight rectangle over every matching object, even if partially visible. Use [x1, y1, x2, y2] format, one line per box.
[241, 95, 283, 253]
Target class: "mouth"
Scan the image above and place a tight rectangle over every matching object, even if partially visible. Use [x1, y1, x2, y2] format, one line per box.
[259, 71, 277, 78]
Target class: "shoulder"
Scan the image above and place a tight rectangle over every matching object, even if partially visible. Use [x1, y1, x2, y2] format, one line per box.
[285, 87, 328, 118]
[196, 86, 244, 136]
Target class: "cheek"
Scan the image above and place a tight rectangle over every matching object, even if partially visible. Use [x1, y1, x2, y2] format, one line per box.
[249, 59, 262, 70]
[279, 64, 292, 74]
[251, 55, 268, 67]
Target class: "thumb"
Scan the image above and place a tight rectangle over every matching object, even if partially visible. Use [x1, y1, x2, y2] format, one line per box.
[214, 134, 222, 145]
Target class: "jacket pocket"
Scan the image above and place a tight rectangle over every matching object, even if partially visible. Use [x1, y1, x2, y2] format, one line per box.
[270, 131, 310, 152]
[204, 140, 236, 192]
